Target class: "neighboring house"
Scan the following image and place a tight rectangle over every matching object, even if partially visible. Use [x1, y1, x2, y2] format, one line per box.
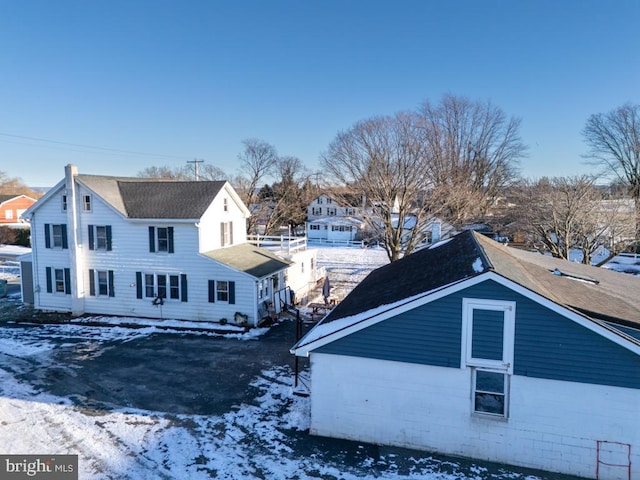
[307, 193, 362, 220]
[22, 164, 320, 326]
[292, 230, 640, 479]
[0, 194, 36, 224]
[306, 216, 364, 243]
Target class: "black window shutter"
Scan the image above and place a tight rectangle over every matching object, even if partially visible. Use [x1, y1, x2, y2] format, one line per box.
[46, 267, 52, 293]
[64, 268, 71, 294]
[180, 274, 188, 302]
[44, 224, 51, 248]
[106, 226, 112, 251]
[136, 272, 143, 299]
[148, 226, 155, 252]
[108, 270, 115, 297]
[89, 269, 95, 296]
[229, 281, 235, 304]
[208, 280, 215, 303]
[168, 227, 174, 253]
[61, 224, 68, 249]
[88, 225, 95, 250]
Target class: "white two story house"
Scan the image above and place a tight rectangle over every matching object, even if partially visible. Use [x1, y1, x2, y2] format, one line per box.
[22, 165, 320, 327]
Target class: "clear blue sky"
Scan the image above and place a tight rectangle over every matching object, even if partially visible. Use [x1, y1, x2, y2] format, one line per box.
[0, 0, 638, 187]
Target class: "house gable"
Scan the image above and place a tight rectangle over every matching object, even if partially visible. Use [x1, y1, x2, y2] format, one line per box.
[314, 278, 640, 390]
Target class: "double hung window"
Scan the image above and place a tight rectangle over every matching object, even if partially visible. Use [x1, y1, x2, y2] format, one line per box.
[463, 299, 515, 419]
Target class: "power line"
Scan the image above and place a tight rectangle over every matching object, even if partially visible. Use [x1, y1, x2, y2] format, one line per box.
[0, 132, 189, 160]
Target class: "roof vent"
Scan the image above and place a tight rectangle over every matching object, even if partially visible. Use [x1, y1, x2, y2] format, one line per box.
[550, 268, 599, 285]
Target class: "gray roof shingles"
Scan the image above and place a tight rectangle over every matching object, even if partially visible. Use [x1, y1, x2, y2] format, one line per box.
[77, 174, 226, 219]
[202, 244, 292, 278]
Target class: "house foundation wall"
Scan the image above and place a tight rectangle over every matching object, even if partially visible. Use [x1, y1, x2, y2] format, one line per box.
[310, 353, 639, 479]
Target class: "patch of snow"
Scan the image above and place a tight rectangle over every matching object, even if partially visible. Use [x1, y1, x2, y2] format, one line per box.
[472, 257, 484, 273]
[429, 238, 453, 249]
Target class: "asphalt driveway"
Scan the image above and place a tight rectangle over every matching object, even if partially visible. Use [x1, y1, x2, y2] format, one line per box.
[6, 317, 303, 415]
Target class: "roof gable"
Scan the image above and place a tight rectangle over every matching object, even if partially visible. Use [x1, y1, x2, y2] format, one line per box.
[322, 231, 488, 323]
[294, 230, 640, 355]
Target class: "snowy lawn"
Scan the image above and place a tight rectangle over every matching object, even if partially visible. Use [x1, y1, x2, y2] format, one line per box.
[0, 246, 561, 479]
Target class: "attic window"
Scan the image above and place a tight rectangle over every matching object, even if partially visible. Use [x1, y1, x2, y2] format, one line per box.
[550, 268, 599, 285]
[223, 198, 228, 212]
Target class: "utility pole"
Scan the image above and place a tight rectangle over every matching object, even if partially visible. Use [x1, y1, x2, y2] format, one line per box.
[187, 159, 204, 181]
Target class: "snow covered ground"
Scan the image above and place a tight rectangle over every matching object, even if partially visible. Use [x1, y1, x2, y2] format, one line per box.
[0, 246, 556, 479]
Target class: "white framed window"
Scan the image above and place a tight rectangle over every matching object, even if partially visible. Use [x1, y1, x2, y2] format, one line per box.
[96, 226, 107, 250]
[97, 270, 109, 296]
[145, 274, 155, 298]
[61, 195, 67, 211]
[88, 225, 112, 251]
[54, 268, 66, 293]
[217, 280, 229, 302]
[145, 273, 181, 300]
[462, 298, 515, 419]
[5, 210, 13, 220]
[52, 224, 64, 248]
[89, 269, 114, 297]
[139, 272, 185, 302]
[83, 194, 92, 211]
[309, 224, 320, 230]
[472, 368, 509, 417]
[223, 198, 228, 212]
[157, 227, 169, 252]
[327, 208, 337, 216]
[149, 226, 174, 253]
[45, 267, 70, 294]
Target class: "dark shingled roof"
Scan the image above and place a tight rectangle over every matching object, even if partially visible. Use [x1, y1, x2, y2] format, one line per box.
[322, 230, 640, 328]
[118, 181, 226, 219]
[76, 175, 226, 219]
[202, 243, 292, 278]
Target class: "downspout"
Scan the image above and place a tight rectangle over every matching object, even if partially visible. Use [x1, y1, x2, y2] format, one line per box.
[30, 211, 40, 308]
[65, 164, 85, 316]
[254, 280, 259, 327]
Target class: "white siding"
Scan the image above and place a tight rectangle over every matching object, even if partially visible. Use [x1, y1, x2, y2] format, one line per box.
[30, 186, 72, 312]
[284, 249, 320, 300]
[29, 179, 262, 325]
[199, 184, 247, 252]
[310, 353, 639, 480]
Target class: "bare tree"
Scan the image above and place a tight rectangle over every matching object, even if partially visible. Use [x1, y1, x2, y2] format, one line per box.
[417, 94, 525, 227]
[583, 103, 640, 245]
[234, 139, 279, 234]
[137, 165, 187, 179]
[137, 163, 227, 181]
[0, 171, 40, 198]
[515, 176, 634, 264]
[266, 156, 312, 234]
[322, 112, 433, 262]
